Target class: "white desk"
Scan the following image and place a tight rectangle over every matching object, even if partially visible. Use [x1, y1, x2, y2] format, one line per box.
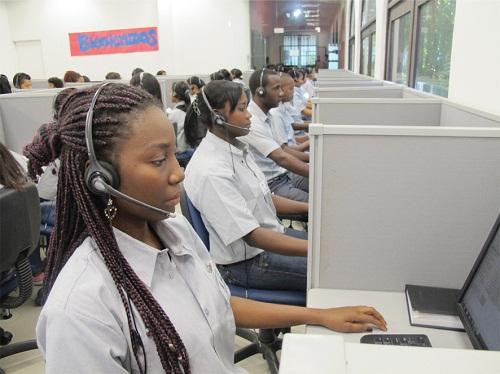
[279, 333, 500, 374]
[306, 288, 472, 349]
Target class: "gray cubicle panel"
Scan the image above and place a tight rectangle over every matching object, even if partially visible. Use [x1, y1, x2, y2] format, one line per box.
[315, 86, 434, 99]
[312, 98, 500, 127]
[315, 80, 385, 89]
[312, 98, 443, 124]
[307, 124, 500, 292]
[31, 79, 49, 89]
[317, 69, 359, 78]
[242, 71, 253, 86]
[0, 90, 62, 153]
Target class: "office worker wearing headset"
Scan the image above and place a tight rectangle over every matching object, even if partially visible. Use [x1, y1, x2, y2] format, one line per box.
[26, 83, 386, 374]
[239, 69, 310, 203]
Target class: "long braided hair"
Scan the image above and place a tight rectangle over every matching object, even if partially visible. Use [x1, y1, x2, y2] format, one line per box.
[23, 84, 190, 374]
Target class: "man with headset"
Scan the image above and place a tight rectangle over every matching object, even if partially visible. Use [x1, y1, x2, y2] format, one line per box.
[240, 69, 309, 202]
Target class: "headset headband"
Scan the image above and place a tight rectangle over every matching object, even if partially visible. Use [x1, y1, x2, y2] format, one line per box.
[85, 82, 112, 170]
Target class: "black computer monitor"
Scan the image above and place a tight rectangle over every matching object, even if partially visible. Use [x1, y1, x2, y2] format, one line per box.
[457, 214, 500, 350]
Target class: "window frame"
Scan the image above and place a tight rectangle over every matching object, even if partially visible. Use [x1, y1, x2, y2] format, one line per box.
[385, 0, 436, 87]
[348, 0, 355, 71]
[360, 0, 377, 77]
[360, 22, 376, 76]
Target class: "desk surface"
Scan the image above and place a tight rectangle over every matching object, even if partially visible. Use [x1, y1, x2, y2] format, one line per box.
[279, 333, 500, 374]
[306, 288, 472, 349]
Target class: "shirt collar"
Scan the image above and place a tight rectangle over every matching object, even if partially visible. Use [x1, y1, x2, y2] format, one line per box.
[112, 219, 192, 287]
[248, 100, 271, 125]
[174, 101, 185, 108]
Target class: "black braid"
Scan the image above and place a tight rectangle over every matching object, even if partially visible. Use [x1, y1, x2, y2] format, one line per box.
[23, 84, 190, 373]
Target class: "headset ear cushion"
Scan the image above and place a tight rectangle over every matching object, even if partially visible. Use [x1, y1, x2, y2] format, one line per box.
[257, 87, 265, 96]
[214, 113, 226, 126]
[84, 161, 120, 194]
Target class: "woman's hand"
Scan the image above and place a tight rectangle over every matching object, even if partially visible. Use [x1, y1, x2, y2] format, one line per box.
[317, 306, 387, 333]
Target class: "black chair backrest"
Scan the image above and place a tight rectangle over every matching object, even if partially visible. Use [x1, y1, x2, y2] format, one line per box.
[0, 184, 40, 273]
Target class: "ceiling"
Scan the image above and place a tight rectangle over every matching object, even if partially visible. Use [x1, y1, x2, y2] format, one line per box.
[250, 0, 343, 36]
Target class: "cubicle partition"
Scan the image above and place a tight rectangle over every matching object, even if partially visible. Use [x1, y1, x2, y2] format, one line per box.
[31, 79, 49, 89]
[307, 124, 500, 292]
[0, 90, 61, 153]
[315, 86, 434, 99]
[315, 80, 385, 89]
[312, 98, 500, 127]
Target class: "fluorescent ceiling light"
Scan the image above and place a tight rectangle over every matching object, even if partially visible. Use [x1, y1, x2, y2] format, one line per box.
[293, 9, 302, 18]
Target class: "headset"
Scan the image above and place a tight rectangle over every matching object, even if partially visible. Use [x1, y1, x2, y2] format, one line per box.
[200, 86, 251, 133]
[256, 69, 266, 97]
[84, 82, 175, 218]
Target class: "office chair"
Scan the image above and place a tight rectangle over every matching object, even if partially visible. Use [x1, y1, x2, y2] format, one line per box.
[0, 184, 41, 374]
[179, 187, 306, 374]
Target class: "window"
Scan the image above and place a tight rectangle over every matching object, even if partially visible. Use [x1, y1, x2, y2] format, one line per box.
[283, 35, 317, 66]
[361, 0, 376, 27]
[386, 0, 456, 97]
[414, 0, 456, 97]
[348, 0, 355, 71]
[360, 0, 376, 76]
[387, 10, 412, 83]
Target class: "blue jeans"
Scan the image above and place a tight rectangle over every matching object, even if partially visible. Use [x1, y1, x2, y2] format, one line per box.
[217, 228, 307, 291]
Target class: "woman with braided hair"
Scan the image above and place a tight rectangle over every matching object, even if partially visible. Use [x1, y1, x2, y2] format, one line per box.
[25, 83, 386, 374]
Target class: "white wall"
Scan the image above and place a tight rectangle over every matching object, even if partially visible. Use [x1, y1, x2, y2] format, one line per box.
[448, 0, 500, 116]
[1, 0, 251, 80]
[157, 0, 251, 75]
[0, 2, 17, 79]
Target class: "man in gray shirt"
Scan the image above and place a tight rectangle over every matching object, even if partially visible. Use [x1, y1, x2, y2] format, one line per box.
[240, 69, 309, 202]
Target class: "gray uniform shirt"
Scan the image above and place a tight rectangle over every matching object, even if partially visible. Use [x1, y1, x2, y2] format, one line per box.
[36, 216, 242, 373]
[239, 101, 287, 181]
[184, 131, 284, 265]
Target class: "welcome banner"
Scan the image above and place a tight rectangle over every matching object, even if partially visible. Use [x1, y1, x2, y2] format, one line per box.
[69, 27, 159, 56]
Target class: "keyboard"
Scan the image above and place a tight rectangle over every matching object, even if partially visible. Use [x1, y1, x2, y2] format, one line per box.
[360, 334, 432, 347]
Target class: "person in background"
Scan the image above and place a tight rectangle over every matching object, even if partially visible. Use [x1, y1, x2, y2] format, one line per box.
[82, 75, 90, 82]
[0, 142, 28, 190]
[230, 68, 244, 85]
[288, 69, 312, 119]
[303, 67, 316, 99]
[187, 76, 205, 102]
[13, 72, 32, 89]
[240, 69, 309, 202]
[47, 77, 63, 88]
[157, 70, 167, 76]
[168, 81, 193, 167]
[63, 70, 82, 83]
[270, 74, 310, 157]
[105, 72, 121, 80]
[210, 70, 225, 81]
[25, 83, 386, 374]
[130, 72, 163, 107]
[0, 74, 12, 94]
[131, 67, 144, 77]
[1, 142, 45, 284]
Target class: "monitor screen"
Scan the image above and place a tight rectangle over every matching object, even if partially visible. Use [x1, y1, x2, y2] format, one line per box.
[460, 215, 500, 350]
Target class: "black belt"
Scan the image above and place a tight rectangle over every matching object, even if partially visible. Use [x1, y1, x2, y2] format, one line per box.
[268, 172, 288, 185]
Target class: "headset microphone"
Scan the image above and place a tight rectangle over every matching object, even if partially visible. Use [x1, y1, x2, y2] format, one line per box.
[100, 181, 175, 218]
[84, 82, 175, 219]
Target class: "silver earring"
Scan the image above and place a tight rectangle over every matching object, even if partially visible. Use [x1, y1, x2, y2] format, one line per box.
[104, 198, 117, 221]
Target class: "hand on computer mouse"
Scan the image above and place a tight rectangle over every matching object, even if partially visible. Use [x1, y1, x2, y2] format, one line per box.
[316, 306, 387, 333]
